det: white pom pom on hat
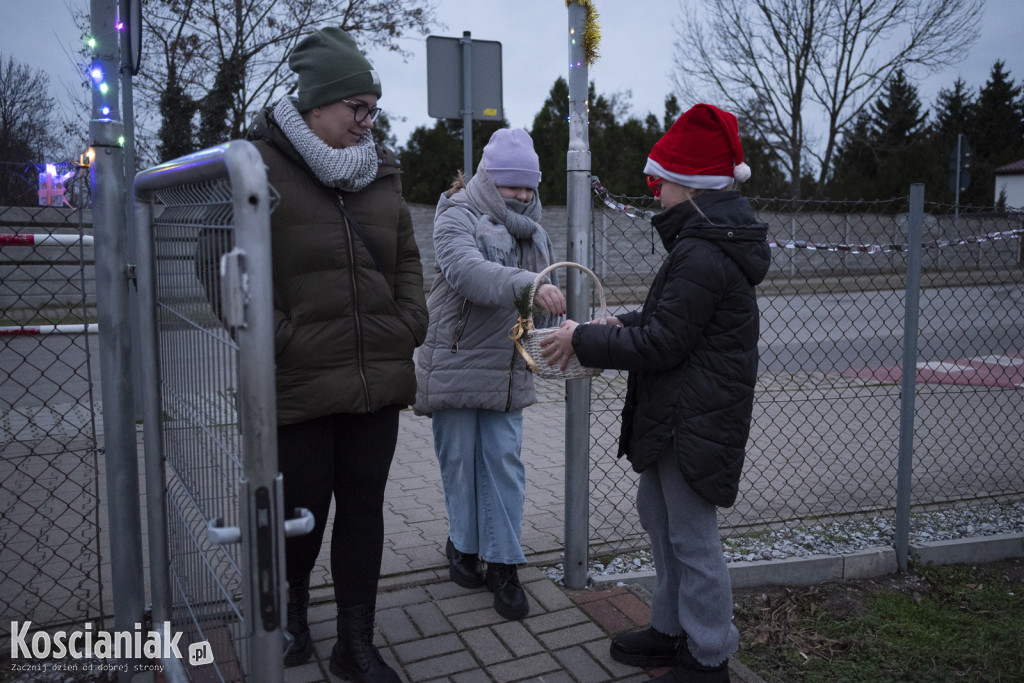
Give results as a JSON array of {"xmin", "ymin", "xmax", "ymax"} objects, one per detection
[{"xmin": 645, "ymin": 103, "xmax": 752, "ymax": 189}]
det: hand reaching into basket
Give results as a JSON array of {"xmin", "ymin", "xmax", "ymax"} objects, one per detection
[{"xmin": 533, "ymin": 283, "xmax": 567, "ymax": 317}]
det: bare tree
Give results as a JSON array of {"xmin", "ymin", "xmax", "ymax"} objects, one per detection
[
  {"xmin": 671, "ymin": 0, "xmax": 983, "ymax": 198},
  {"xmin": 121, "ymin": 0, "xmax": 440, "ymax": 162},
  {"xmin": 0, "ymin": 54, "xmax": 57, "ymax": 164}
]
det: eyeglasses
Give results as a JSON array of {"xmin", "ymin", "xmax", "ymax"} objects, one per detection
[
  {"xmin": 646, "ymin": 175, "xmax": 664, "ymax": 198},
  {"xmin": 341, "ymin": 99, "xmax": 382, "ymax": 124}
]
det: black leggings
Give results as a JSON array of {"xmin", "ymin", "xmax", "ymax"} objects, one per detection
[{"xmin": 277, "ymin": 407, "xmax": 399, "ymax": 608}]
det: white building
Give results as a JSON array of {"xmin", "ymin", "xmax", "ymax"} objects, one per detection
[{"xmin": 993, "ymin": 159, "xmax": 1024, "ymax": 210}]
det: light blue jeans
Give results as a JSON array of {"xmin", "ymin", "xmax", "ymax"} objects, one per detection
[
  {"xmin": 432, "ymin": 408, "xmax": 527, "ymax": 565},
  {"xmin": 638, "ymin": 451, "xmax": 739, "ymax": 667}
]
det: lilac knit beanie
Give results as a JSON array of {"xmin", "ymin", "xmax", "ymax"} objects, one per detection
[{"xmin": 479, "ymin": 128, "xmax": 542, "ymax": 189}]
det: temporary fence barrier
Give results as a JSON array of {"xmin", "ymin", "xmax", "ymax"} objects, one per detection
[{"xmin": 134, "ymin": 140, "xmax": 299, "ymax": 682}]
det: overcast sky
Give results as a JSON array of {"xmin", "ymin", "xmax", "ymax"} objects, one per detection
[{"xmin": 3, "ymin": 0, "xmax": 1023, "ymax": 154}]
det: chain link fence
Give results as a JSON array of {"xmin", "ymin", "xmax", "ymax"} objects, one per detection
[
  {"xmin": 586, "ymin": 182, "xmax": 1024, "ymax": 557},
  {"xmin": 0, "ymin": 168, "xmax": 104, "ymax": 653}
]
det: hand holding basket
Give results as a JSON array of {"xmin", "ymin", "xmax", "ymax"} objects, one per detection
[{"xmin": 509, "ymin": 261, "xmax": 607, "ymax": 381}]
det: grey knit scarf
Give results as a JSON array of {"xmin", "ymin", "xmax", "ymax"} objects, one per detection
[{"xmin": 273, "ymin": 96, "xmax": 379, "ymax": 191}]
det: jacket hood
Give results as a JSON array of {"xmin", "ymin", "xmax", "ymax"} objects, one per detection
[{"xmin": 652, "ymin": 190, "xmax": 770, "ymax": 286}]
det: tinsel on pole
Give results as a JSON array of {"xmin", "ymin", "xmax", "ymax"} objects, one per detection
[{"xmin": 565, "ymin": 0, "xmax": 601, "ymax": 65}]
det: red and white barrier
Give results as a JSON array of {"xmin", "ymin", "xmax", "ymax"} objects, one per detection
[
  {"xmin": 0, "ymin": 233, "xmax": 94, "ymax": 247},
  {"xmin": 0, "ymin": 324, "xmax": 99, "ymax": 336}
]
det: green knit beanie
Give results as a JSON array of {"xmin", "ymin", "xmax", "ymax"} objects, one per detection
[{"xmin": 288, "ymin": 27, "xmax": 382, "ymax": 112}]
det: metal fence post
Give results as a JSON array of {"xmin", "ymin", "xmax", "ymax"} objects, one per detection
[
  {"xmin": 895, "ymin": 184, "xmax": 925, "ymax": 571},
  {"xmin": 89, "ymin": 1, "xmax": 145, "ymax": 678},
  {"xmin": 563, "ymin": 1, "xmax": 593, "ymax": 590}
]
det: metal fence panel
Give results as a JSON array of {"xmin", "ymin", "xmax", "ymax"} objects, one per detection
[
  {"xmin": 135, "ymin": 141, "xmax": 284, "ymax": 682},
  {"xmin": 587, "ymin": 183, "xmax": 1024, "ymax": 556},
  {"xmin": 0, "ymin": 176, "xmax": 103, "ymax": 653}
]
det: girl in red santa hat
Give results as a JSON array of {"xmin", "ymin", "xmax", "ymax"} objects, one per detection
[{"xmin": 542, "ymin": 103, "xmax": 770, "ymax": 682}]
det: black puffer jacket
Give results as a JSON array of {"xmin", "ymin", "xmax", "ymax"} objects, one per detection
[
  {"xmin": 245, "ymin": 106, "xmax": 428, "ymax": 426},
  {"xmin": 572, "ymin": 191, "xmax": 769, "ymax": 507}
]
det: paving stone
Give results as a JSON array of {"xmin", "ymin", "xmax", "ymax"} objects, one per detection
[
  {"xmin": 447, "ymin": 607, "xmax": 507, "ymax": 631},
  {"xmin": 577, "ymin": 596, "xmax": 636, "ymax": 634},
  {"xmin": 393, "ymin": 633, "xmax": 464, "ymax": 664},
  {"xmin": 376, "ymin": 586, "xmax": 431, "ymax": 610},
  {"xmin": 582, "ymin": 638, "xmax": 642, "ymax": 678},
  {"xmin": 523, "ymin": 578, "xmax": 574, "ymax": 612},
  {"xmin": 406, "ymin": 600, "xmax": 454, "ymax": 638},
  {"xmin": 535, "ymin": 621, "xmax": 607, "ymax": 650},
  {"xmin": 451, "ymin": 670, "xmax": 494, "ymax": 683},
  {"xmin": 491, "ymin": 620, "xmax": 544, "ymax": 657},
  {"xmin": 376, "ymin": 606, "xmax": 420, "ymax": 645},
  {"xmin": 404, "ymin": 651, "xmax": 478, "ymax": 681},
  {"xmin": 553, "ymin": 644, "xmax": 614, "ymax": 682},
  {"xmin": 435, "ymin": 591, "xmax": 496, "ymax": 617},
  {"xmin": 608, "ymin": 591, "xmax": 650, "ymax": 626},
  {"xmin": 486, "ymin": 653, "xmax": 560, "ymax": 682},
  {"xmin": 524, "ymin": 607, "xmax": 590, "ymax": 635},
  {"xmin": 461, "ymin": 626, "xmax": 514, "ymax": 665}
]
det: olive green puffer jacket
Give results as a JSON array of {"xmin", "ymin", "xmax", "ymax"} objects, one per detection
[{"xmin": 247, "ymin": 107, "xmax": 428, "ymax": 426}]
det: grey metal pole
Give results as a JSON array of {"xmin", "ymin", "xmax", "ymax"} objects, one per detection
[
  {"xmin": 461, "ymin": 31, "xmax": 473, "ymax": 178},
  {"xmin": 563, "ymin": 1, "xmax": 593, "ymax": 590},
  {"xmin": 89, "ymin": 0, "xmax": 145, "ymax": 677},
  {"xmin": 895, "ymin": 183, "xmax": 924, "ymax": 572},
  {"xmin": 119, "ymin": 0, "xmax": 144, "ymax": 422}
]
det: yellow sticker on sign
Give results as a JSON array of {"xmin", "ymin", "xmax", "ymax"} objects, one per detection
[{"xmin": 483, "ymin": 108, "xmax": 498, "ymax": 117}]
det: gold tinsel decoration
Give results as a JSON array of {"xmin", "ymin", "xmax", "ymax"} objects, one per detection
[{"xmin": 566, "ymin": 0, "xmax": 601, "ymax": 65}]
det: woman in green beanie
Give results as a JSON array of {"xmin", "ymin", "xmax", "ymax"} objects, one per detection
[{"xmin": 245, "ymin": 26, "xmax": 426, "ymax": 683}]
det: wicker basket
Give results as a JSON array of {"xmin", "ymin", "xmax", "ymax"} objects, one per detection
[{"xmin": 511, "ymin": 261, "xmax": 608, "ymax": 381}]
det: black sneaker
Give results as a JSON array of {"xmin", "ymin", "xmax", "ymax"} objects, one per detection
[
  {"xmin": 446, "ymin": 538, "xmax": 485, "ymax": 588},
  {"xmin": 485, "ymin": 562, "xmax": 529, "ymax": 619},
  {"xmin": 648, "ymin": 643, "xmax": 730, "ymax": 683},
  {"xmin": 609, "ymin": 626, "xmax": 682, "ymax": 667}
]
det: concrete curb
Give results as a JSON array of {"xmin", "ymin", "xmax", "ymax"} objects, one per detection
[{"xmin": 590, "ymin": 533, "xmax": 1024, "ymax": 591}]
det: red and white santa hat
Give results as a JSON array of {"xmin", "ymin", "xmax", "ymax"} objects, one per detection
[{"xmin": 644, "ymin": 103, "xmax": 751, "ymax": 190}]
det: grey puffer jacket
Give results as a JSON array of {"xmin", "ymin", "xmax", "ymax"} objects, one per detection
[{"xmin": 413, "ymin": 171, "xmax": 557, "ymax": 416}]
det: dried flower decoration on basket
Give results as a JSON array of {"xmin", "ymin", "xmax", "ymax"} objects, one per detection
[{"xmin": 509, "ymin": 261, "xmax": 607, "ymax": 381}]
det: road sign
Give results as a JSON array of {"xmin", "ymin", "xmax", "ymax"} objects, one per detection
[{"xmin": 426, "ymin": 35, "xmax": 503, "ymax": 121}]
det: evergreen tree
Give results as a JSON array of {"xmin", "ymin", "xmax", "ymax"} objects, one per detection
[
  {"xmin": 963, "ymin": 61, "xmax": 1024, "ymax": 206},
  {"xmin": 829, "ymin": 70, "xmax": 930, "ymax": 200},
  {"xmin": 928, "ymin": 79, "xmax": 975, "ymax": 203},
  {"xmin": 398, "ymin": 117, "xmax": 505, "ymax": 204},
  {"xmin": 530, "ymin": 77, "xmax": 570, "ymax": 204}
]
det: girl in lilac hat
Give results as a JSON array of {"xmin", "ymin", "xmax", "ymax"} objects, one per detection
[{"xmin": 414, "ymin": 128, "xmax": 566, "ymax": 621}]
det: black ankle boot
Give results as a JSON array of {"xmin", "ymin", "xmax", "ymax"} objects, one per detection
[
  {"xmin": 609, "ymin": 626, "xmax": 682, "ymax": 668},
  {"xmin": 329, "ymin": 604, "xmax": 399, "ymax": 683},
  {"xmin": 446, "ymin": 538, "xmax": 485, "ymax": 588},
  {"xmin": 284, "ymin": 576, "xmax": 313, "ymax": 667},
  {"xmin": 484, "ymin": 563, "xmax": 529, "ymax": 620}
]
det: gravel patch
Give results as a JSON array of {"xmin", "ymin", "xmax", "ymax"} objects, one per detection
[{"xmin": 542, "ymin": 501, "xmax": 1024, "ymax": 584}]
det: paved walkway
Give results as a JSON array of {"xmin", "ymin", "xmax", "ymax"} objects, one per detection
[
  {"xmin": 284, "ymin": 572, "xmax": 760, "ymax": 683},
  {"xmin": 280, "ymin": 376, "xmax": 762, "ymax": 682}
]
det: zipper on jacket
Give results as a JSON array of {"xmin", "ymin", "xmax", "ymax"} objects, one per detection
[
  {"xmin": 340, "ymin": 194, "xmax": 371, "ymax": 412},
  {"xmin": 450, "ymin": 299, "xmax": 472, "ymax": 353}
]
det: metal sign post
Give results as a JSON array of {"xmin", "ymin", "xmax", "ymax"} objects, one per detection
[{"xmin": 426, "ymin": 33, "xmax": 503, "ymax": 179}]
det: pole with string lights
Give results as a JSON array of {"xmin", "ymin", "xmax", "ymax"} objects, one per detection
[
  {"xmin": 563, "ymin": 0, "xmax": 600, "ymax": 591},
  {"xmin": 88, "ymin": 1, "xmax": 146, "ymax": 677}
]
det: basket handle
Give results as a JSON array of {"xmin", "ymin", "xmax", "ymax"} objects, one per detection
[{"xmin": 528, "ymin": 261, "xmax": 608, "ymax": 327}]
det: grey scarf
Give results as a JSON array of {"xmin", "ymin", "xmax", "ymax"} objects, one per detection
[{"xmin": 273, "ymin": 96, "xmax": 379, "ymax": 191}]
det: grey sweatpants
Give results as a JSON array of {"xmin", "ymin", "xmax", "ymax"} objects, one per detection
[{"xmin": 638, "ymin": 452, "xmax": 740, "ymax": 667}]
